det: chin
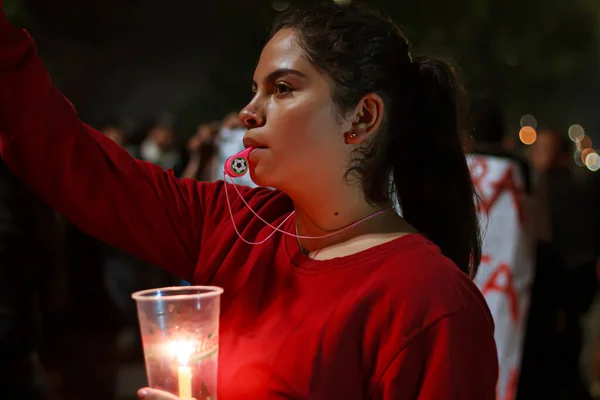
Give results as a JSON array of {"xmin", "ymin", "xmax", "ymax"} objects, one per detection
[{"xmin": 249, "ymin": 167, "xmax": 280, "ymax": 190}]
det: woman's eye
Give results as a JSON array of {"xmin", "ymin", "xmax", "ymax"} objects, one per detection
[{"xmin": 274, "ymin": 83, "xmax": 292, "ymax": 95}]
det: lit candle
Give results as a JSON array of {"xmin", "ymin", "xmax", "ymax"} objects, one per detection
[
  {"xmin": 178, "ymin": 366, "xmax": 192, "ymax": 399},
  {"xmin": 169, "ymin": 340, "xmax": 195, "ymax": 399}
]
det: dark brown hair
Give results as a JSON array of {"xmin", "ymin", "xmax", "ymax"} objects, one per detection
[{"xmin": 272, "ymin": 1, "xmax": 481, "ymax": 276}]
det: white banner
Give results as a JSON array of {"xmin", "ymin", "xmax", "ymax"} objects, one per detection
[{"xmin": 468, "ymin": 154, "xmax": 535, "ymax": 400}]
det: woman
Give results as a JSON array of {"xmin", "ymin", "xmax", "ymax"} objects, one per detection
[{"xmin": 0, "ymin": 1, "xmax": 498, "ymax": 399}]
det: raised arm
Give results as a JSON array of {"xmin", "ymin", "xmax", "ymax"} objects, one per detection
[{"xmin": 0, "ymin": 10, "xmax": 210, "ymax": 281}]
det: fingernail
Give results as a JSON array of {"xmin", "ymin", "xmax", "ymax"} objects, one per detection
[{"xmin": 138, "ymin": 388, "xmax": 149, "ymax": 399}]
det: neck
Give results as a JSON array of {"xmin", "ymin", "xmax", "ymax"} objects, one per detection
[{"xmin": 290, "ymin": 184, "xmax": 404, "ymax": 253}]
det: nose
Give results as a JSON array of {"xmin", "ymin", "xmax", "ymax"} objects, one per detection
[{"xmin": 239, "ymin": 101, "xmax": 265, "ymax": 129}]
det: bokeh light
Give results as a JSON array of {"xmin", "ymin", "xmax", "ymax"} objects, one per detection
[
  {"xmin": 568, "ymin": 124, "xmax": 585, "ymax": 143},
  {"xmin": 585, "ymin": 152, "xmax": 600, "ymax": 172},
  {"xmin": 519, "ymin": 126, "xmax": 537, "ymax": 145},
  {"xmin": 581, "ymin": 148, "xmax": 595, "ymax": 163},
  {"xmin": 580, "ymin": 135, "xmax": 592, "ymax": 150},
  {"xmin": 520, "ymin": 114, "xmax": 537, "ymax": 129}
]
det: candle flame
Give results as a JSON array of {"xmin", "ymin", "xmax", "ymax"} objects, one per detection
[{"xmin": 169, "ymin": 340, "xmax": 195, "ymax": 366}]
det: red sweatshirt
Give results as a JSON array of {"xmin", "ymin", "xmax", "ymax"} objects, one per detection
[{"xmin": 0, "ymin": 14, "xmax": 498, "ymax": 399}]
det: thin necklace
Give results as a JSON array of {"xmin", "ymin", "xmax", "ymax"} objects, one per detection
[
  {"xmin": 294, "ymin": 222, "xmax": 310, "ymax": 255},
  {"xmin": 295, "ymin": 224, "xmax": 310, "ymax": 255},
  {"xmin": 295, "ymin": 208, "xmax": 392, "ymax": 256},
  {"xmin": 223, "ymin": 175, "xmax": 392, "ymax": 243}
]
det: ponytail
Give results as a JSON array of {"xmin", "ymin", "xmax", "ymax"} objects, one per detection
[{"xmin": 390, "ymin": 56, "xmax": 482, "ymax": 277}]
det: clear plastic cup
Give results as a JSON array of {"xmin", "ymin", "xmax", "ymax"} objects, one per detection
[{"xmin": 132, "ymin": 286, "xmax": 224, "ymax": 400}]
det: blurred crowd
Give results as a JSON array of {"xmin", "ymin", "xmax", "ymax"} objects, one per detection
[{"xmin": 0, "ymin": 96, "xmax": 599, "ymax": 400}]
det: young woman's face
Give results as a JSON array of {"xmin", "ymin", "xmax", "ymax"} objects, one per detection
[{"xmin": 240, "ymin": 28, "xmax": 353, "ymax": 194}]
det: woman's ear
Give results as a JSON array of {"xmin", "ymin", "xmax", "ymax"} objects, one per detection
[{"xmin": 344, "ymin": 93, "xmax": 385, "ymax": 144}]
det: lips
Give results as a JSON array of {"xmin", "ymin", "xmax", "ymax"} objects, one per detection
[
  {"xmin": 243, "ymin": 136, "xmax": 267, "ymax": 150},
  {"xmin": 249, "ymin": 148, "xmax": 265, "ymax": 158}
]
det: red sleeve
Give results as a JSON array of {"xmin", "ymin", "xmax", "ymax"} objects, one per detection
[
  {"xmin": 377, "ymin": 311, "xmax": 498, "ymax": 400},
  {"xmin": 0, "ymin": 12, "xmax": 212, "ymax": 281}
]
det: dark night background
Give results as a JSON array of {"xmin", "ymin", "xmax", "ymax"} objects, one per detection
[{"xmin": 5, "ymin": 0, "xmax": 600, "ymax": 143}]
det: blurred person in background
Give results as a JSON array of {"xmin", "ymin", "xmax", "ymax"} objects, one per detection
[
  {"xmin": 181, "ymin": 121, "xmax": 220, "ymax": 181},
  {"xmin": 99, "ymin": 120, "xmax": 138, "ymax": 157},
  {"xmin": 100, "ymin": 121, "xmax": 126, "ymax": 148},
  {"xmin": 178, "ymin": 122, "xmax": 221, "ymax": 287},
  {"xmin": 139, "ymin": 117, "xmax": 183, "ymax": 175},
  {"xmin": 528, "ymin": 128, "xmax": 599, "ymax": 399}
]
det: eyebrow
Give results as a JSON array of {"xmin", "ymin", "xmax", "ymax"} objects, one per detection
[{"xmin": 252, "ymin": 68, "xmax": 308, "ymax": 88}]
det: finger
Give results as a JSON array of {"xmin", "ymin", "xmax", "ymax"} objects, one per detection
[{"xmin": 137, "ymin": 387, "xmax": 182, "ymax": 400}]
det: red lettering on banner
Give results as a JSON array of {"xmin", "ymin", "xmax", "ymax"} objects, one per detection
[
  {"xmin": 485, "ymin": 167, "xmax": 525, "ymax": 225},
  {"xmin": 469, "ymin": 157, "xmax": 525, "ymax": 226},
  {"xmin": 504, "ymin": 369, "xmax": 519, "ymax": 400},
  {"xmin": 496, "ymin": 368, "xmax": 520, "ymax": 400},
  {"xmin": 481, "ymin": 260, "xmax": 519, "ymax": 324}
]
